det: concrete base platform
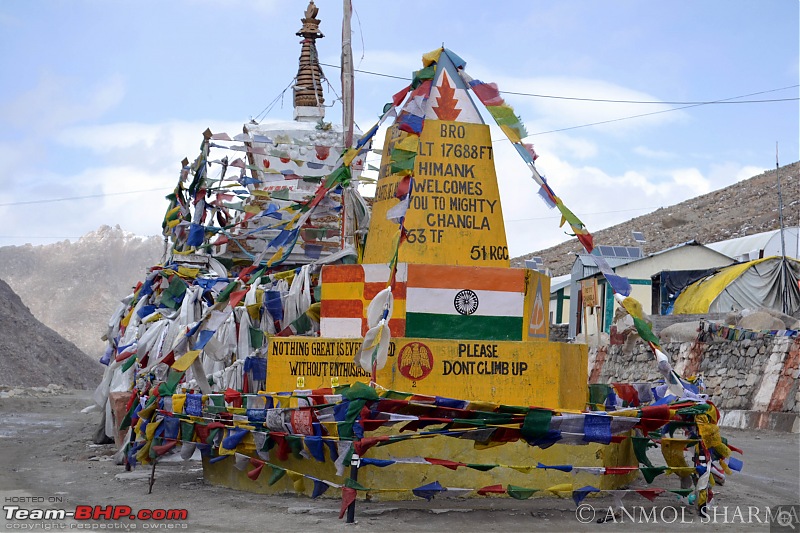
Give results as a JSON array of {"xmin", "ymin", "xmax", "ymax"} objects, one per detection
[
  {"xmin": 203, "ymin": 435, "xmax": 637, "ymax": 500},
  {"xmin": 719, "ymin": 409, "xmax": 799, "ymax": 433}
]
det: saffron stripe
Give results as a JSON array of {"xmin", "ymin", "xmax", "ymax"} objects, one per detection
[
  {"xmin": 321, "ymin": 264, "xmax": 364, "ymax": 283},
  {"xmin": 321, "ymin": 298, "xmax": 407, "ymax": 319},
  {"xmin": 364, "ymin": 282, "xmax": 407, "ymax": 300},
  {"xmin": 321, "ymin": 300, "xmax": 363, "ymax": 318},
  {"xmin": 405, "ymin": 312, "xmax": 523, "ymax": 341},
  {"xmin": 407, "ymin": 264, "xmax": 524, "ymax": 292}
]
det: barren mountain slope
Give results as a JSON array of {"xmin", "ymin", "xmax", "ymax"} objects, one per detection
[{"xmin": 512, "ymin": 161, "xmax": 800, "ymax": 276}]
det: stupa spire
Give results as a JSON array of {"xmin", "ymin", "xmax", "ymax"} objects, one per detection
[{"xmin": 293, "ymin": 1, "xmax": 326, "ymax": 121}]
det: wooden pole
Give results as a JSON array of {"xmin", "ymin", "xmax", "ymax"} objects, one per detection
[
  {"xmin": 595, "ymin": 305, "xmax": 602, "ymax": 347},
  {"xmin": 582, "ymin": 306, "xmax": 589, "ymax": 344},
  {"xmin": 341, "ymin": 0, "xmax": 354, "ymax": 148},
  {"xmin": 345, "ymin": 453, "xmax": 360, "ymax": 523}
]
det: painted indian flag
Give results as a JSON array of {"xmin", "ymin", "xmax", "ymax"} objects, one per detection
[
  {"xmin": 404, "ymin": 264, "xmax": 525, "ymax": 341},
  {"xmin": 320, "ymin": 264, "xmax": 407, "ymax": 338}
]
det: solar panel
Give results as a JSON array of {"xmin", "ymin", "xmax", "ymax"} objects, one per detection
[
  {"xmin": 632, "ymin": 231, "xmax": 646, "ymax": 244},
  {"xmin": 593, "ymin": 245, "xmax": 642, "ymax": 259}
]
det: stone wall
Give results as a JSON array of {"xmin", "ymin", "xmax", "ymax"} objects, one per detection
[
  {"xmin": 587, "ymin": 335, "xmax": 800, "ymax": 431},
  {"xmin": 549, "ymin": 323, "xmax": 569, "ymax": 342}
]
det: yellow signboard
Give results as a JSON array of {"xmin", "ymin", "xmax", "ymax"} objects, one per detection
[
  {"xmin": 581, "ymin": 279, "xmax": 598, "ymax": 308},
  {"xmin": 266, "ymin": 336, "xmax": 586, "ymax": 409},
  {"xmin": 363, "ymin": 121, "xmax": 509, "ymax": 267}
]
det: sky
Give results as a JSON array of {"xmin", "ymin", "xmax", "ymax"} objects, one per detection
[{"xmin": 0, "ymin": 0, "xmax": 798, "ymax": 260}]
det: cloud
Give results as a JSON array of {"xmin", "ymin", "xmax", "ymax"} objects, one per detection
[
  {"xmin": 0, "ymin": 73, "xmax": 126, "ymax": 134},
  {"xmin": 492, "ymin": 136, "xmax": 762, "ymax": 257},
  {"xmin": 633, "ymin": 146, "xmax": 676, "ymax": 159}
]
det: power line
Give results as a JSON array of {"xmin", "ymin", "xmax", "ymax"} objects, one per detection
[
  {"xmin": 0, "ymin": 187, "xmax": 171, "ymax": 208},
  {"xmin": 505, "ymin": 205, "xmax": 660, "ymax": 222},
  {"xmin": 319, "ymin": 61, "xmax": 799, "ymax": 105},
  {"xmin": 499, "ymin": 85, "xmax": 798, "ymax": 105}
]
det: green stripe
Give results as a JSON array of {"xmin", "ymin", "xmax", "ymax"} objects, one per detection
[{"xmin": 405, "ymin": 312, "xmax": 523, "ymax": 341}]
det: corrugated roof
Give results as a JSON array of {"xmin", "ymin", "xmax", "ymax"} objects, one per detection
[{"xmin": 706, "ymin": 227, "xmax": 799, "ymax": 260}]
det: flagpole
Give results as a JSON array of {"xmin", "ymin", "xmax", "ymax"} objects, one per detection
[
  {"xmin": 341, "ymin": 0, "xmax": 354, "ymax": 148},
  {"xmin": 776, "ymin": 142, "xmax": 789, "ymax": 313}
]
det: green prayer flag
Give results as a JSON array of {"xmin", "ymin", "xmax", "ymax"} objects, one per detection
[
  {"xmin": 507, "ymin": 485, "xmax": 538, "ymax": 500},
  {"xmin": 669, "ymin": 488, "xmax": 694, "ymax": 497},
  {"xmin": 158, "ymin": 371, "xmax": 185, "ymax": 396},
  {"xmin": 588, "ymin": 383, "xmax": 611, "ymax": 409},
  {"xmin": 633, "ymin": 316, "xmax": 661, "ymax": 346},
  {"xmin": 344, "ymin": 478, "xmax": 370, "ymax": 491},
  {"xmin": 180, "ymin": 421, "xmax": 195, "ymax": 442},
  {"xmin": 261, "ymin": 436, "xmax": 275, "ymax": 452},
  {"xmin": 466, "ymin": 463, "xmax": 496, "ymax": 472},
  {"xmin": 521, "ymin": 408, "xmax": 553, "ymax": 440},
  {"xmin": 161, "ymin": 277, "xmax": 188, "ymax": 309},
  {"xmin": 380, "ymin": 390, "xmax": 413, "ymax": 400},
  {"xmin": 632, "ymin": 436, "xmax": 656, "ymax": 468},
  {"xmin": 341, "ymin": 381, "xmax": 380, "ymax": 401},
  {"xmin": 640, "ymin": 466, "xmax": 667, "ymax": 484},
  {"xmin": 286, "ymin": 435, "xmax": 304, "ymax": 459},
  {"xmin": 390, "ymin": 157, "xmax": 415, "ymax": 174},
  {"xmin": 217, "ymin": 281, "xmax": 239, "ymax": 303},
  {"xmin": 207, "ymin": 428, "xmax": 222, "ymax": 445},
  {"xmin": 324, "ymin": 166, "xmax": 351, "ymax": 189},
  {"xmin": 120, "ymin": 355, "xmax": 138, "ymax": 373},
  {"xmin": 268, "ymin": 466, "xmax": 286, "ymax": 486},
  {"xmin": 249, "ymin": 327, "xmax": 264, "ymax": 349}
]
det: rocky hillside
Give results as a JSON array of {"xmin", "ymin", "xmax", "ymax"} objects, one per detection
[
  {"xmin": 512, "ymin": 161, "xmax": 800, "ymax": 276},
  {"xmin": 0, "ymin": 225, "xmax": 163, "ymax": 358},
  {"xmin": 0, "ymin": 278, "xmax": 102, "ymax": 388}
]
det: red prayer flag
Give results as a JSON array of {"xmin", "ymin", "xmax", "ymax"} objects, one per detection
[
  {"xmin": 392, "ymin": 86, "xmax": 411, "ymax": 107},
  {"xmin": 339, "ymin": 488, "xmax": 357, "ymax": 519},
  {"xmin": 477, "ymin": 484, "xmax": 506, "ymax": 495},
  {"xmin": 246, "ymin": 463, "xmax": 264, "ymax": 481},
  {"xmin": 424, "ymin": 457, "xmax": 465, "ymax": 471},
  {"xmin": 635, "ymin": 488, "xmax": 664, "ymax": 502},
  {"xmin": 228, "ymin": 290, "xmax": 248, "ymax": 308}
]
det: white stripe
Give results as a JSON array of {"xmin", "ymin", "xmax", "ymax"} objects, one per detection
[
  {"xmin": 363, "ymin": 263, "xmax": 407, "ymax": 283},
  {"xmin": 320, "ymin": 317, "xmax": 362, "ymax": 338},
  {"xmin": 751, "ymin": 338, "xmax": 789, "ymax": 410},
  {"xmin": 405, "ymin": 287, "xmax": 523, "ymax": 317}
]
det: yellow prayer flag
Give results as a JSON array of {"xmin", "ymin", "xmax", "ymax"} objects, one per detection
[
  {"xmin": 394, "ymin": 134, "xmax": 419, "ymax": 153},
  {"xmin": 545, "ymin": 483, "xmax": 573, "ymax": 496},
  {"xmin": 172, "ymin": 350, "xmax": 201, "ymax": 372},
  {"xmin": 422, "ymin": 48, "xmax": 443, "ymax": 67},
  {"xmin": 343, "ymin": 148, "xmax": 359, "ymax": 167},
  {"xmin": 288, "ymin": 471, "xmax": 306, "ymax": 493},
  {"xmin": 660, "ymin": 438, "xmax": 690, "ymax": 477},
  {"xmin": 172, "ymin": 394, "xmax": 186, "ymax": 414},
  {"xmin": 120, "ymin": 308, "xmax": 133, "ymax": 328},
  {"xmin": 500, "ymin": 124, "xmax": 522, "ymax": 143},
  {"xmin": 622, "ymin": 297, "xmax": 644, "ymax": 320},
  {"xmin": 177, "ymin": 266, "xmax": 200, "ymax": 278},
  {"xmin": 145, "ymin": 418, "xmax": 162, "ymax": 441}
]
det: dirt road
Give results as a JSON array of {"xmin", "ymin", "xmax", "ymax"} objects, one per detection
[{"xmin": 1, "ymin": 390, "xmax": 798, "ymax": 532}]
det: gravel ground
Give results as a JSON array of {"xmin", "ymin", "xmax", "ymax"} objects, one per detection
[{"xmin": 1, "ymin": 390, "xmax": 798, "ymax": 532}]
